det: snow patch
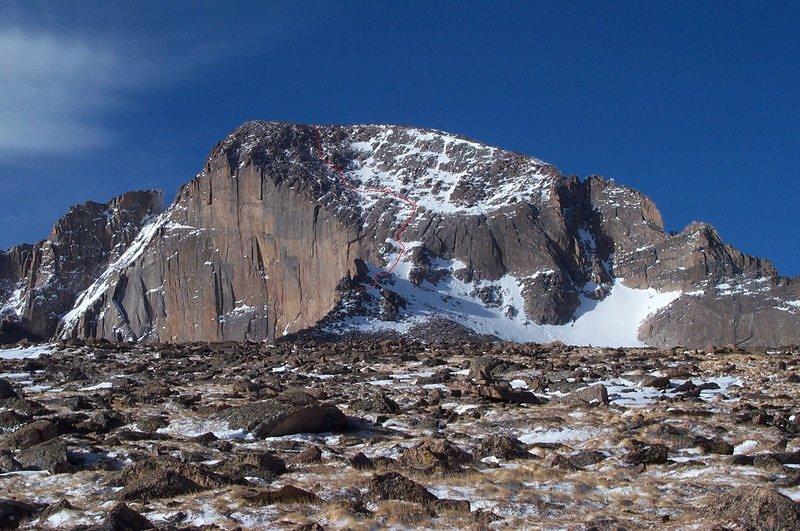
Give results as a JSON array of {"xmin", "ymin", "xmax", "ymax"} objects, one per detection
[
  {"xmin": 733, "ymin": 440, "xmax": 759, "ymax": 455},
  {"xmin": 79, "ymin": 381, "xmax": 113, "ymax": 391},
  {"xmin": 0, "ymin": 344, "xmax": 52, "ymax": 360},
  {"xmin": 518, "ymin": 427, "xmax": 596, "ymax": 445},
  {"xmin": 157, "ymin": 417, "xmax": 253, "ymax": 441}
]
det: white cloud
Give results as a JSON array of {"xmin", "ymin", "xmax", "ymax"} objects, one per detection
[{"xmin": 0, "ymin": 28, "xmax": 143, "ymax": 155}]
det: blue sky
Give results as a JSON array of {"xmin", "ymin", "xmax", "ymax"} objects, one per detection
[{"xmin": 1, "ymin": 1, "xmax": 798, "ymax": 275}]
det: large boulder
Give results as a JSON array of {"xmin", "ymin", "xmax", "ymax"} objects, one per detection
[
  {"xmin": 16, "ymin": 438, "xmax": 78, "ymax": 473},
  {"xmin": 222, "ymin": 400, "xmax": 348, "ymax": 438}
]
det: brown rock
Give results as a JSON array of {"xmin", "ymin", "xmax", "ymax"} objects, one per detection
[
  {"xmin": 349, "ymin": 452, "xmax": 375, "ymax": 470},
  {"xmin": 625, "ymin": 443, "xmax": 669, "ymax": 465},
  {"xmin": 253, "ymin": 485, "xmax": 320, "ymax": 505},
  {"xmin": 565, "ymin": 384, "xmax": 609, "ymax": 405},
  {"xmin": 1, "ymin": 420, "xmax": 59, "ymax": 450},
  {"xmin": 0, "ymin": 499, "xmax": 43, "ymax": 529},
  {"xmin": 96, "ymin": 503, "xmax": 154, "ymax": 531},
  {"xmin": 290, "ymin": 446, "xmax": 323, "ymax": 464},
  {"xmin": 399, "ymin": 438, "xmax": 473, "ymax": 473},
  {"xmin": 368, "ymin": 472, "xmax": 437, "ymax": 504},
  {"xmin": 476, "ymin": 435, "xmax": 530, "ymax": 460},
  {"xmin": 112, "ymin": 456, "xmax": 226, "ymax": 500},
  {"xmin": 216, "ymin": 451, "xmax": 286, "ymax": 481},
  {"xmin": 223, "ymin": 400, "xmax": 348, "ymax": 438},
  {"xmin": 705, "ymin": 486, "xmax": 800, "ymax": 530}
]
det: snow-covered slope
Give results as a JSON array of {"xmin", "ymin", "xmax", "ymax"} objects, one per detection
[
  {"xmin": 326, "ymin": 252, "xmax": 682, "ymax": 347},
  {"xmin": 346, "ymin": 125, "xmax": 557, "ymax": 216}
]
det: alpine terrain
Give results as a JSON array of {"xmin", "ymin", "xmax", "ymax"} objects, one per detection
[{"xmin": 1, "ymin": 122, "xmax": 798, "ymax": 348}]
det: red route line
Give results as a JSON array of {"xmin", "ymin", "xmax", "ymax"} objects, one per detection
[{"xmin": 312, "ymin": 126, "xmax": 419, "ymax": 280}]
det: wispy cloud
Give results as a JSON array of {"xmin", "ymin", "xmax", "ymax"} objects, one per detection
[
  {"xmin": 0, "ymin": 28, "xmax": 137, "ymax": 155},
  {"xmin": 0, "ymin": 24, "xmax": 223, "ymax": 157}
]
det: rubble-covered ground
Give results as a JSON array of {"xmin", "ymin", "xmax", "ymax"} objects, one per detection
[{"xmin": 1, "ymin": 339, "xmax": 799, "ymax": 530}]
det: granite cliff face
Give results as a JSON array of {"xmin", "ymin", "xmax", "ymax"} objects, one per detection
[{"xmin": 2, "ymin": 122, "xmax": 798, "ymax": 347}]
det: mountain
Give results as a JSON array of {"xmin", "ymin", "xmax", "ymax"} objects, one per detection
[
  {"xmin": 0, "ymin": 191, "xmax": 163, "ymax": 342},
  {"xmin": 2, "ymin": 122, "xmax": 798, "ymax": 347}
]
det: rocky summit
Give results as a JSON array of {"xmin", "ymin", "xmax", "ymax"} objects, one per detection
[
  {"xmin": 0, "ymin": 339, "xmax": 798, "ymax": 529},
  {"xmin": 1, "ymin": 121, "xmax": 798, "ymax": 347}
]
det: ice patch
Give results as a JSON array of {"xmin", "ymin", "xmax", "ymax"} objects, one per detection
[{"xmin": 733, "ymin": 440, "xmax": 759, "ymax": 455}]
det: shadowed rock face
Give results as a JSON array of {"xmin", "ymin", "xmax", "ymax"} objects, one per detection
[
  {"xmin": 0, "ymin": 191, "xmax": 163, "ymax": 341},
  {"xmin": 2, "ymin": 121, "xmax": 798, "ymax": 346}
]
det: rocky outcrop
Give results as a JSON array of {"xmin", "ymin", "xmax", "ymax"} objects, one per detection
[
  {"xmin": 56, "ymin": 125, "xmax": 374, "ymax": 342},
  {"xmin": 0, "ymin": 191, "xmax": 163, "ymax": 341},
  {"xmin": 2, "ymin": 121, "xmax": 798, "ymax": 346}
]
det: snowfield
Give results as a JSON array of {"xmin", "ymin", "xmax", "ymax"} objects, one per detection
[{"xmin": 339, "ymin": 254, "xmax": 681, "ymax": 347}]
